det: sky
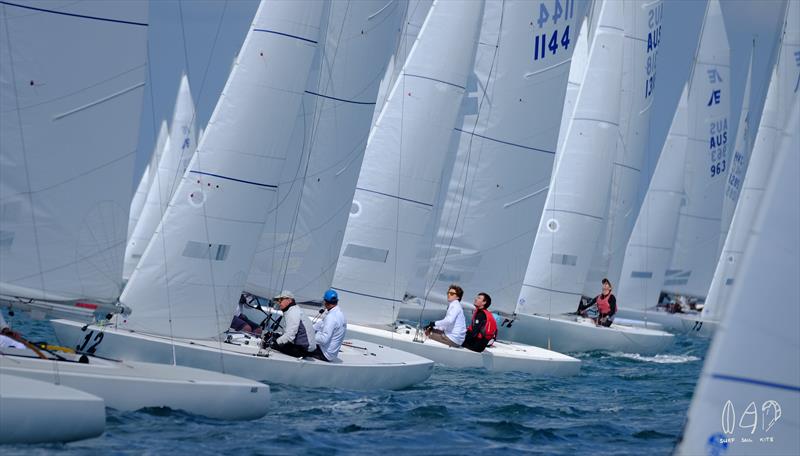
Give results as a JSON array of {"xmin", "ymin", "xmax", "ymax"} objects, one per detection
[{"xmin": 133, "ymin": 0, "xmax": 791, "ymax": 189}]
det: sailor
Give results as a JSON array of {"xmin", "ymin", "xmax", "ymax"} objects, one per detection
[
  {"xmin": 462, "ymin": 292, "xmax": 497, "ymax": 353},
  {"xmin": 424, "ymin": 284, "xmax": 466, "ymax": 347},
  {"xmin": 230, "ymin": 293, "xmax": 262, "ymax": 334},
  {"xmin": 585, "ymin": 278, "xmax": 617, "ymax": 327},
  {"xmin": 269, "ymin": 291, "xmax": 317, "ymax": 358},
  {"xmin": 307, "ymin": 289, "xmax": 346, "ymax": 362}
]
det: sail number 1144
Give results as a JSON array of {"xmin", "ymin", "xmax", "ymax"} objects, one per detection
[{"xmin": 533, "ymin": 0, "xmax": 575, "ymax": 61}]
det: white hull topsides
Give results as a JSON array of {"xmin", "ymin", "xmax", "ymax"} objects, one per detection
[
  {"xmin": 347, "ymin": 323, "xmax": 581, "ymax": 377},
  {"xmin": 615, "ymin": 307, "xmax": 717, "ymax": 336},
  {"xmin": 51, "ymin": 319, "xmax": 434, "ymax": 391},
  {"xmin": 1, "ymin": 346, "xmax": 270, "ymax": 421},
  {"xmin": 502, "ymin": 313, "xmax": 674, "ymax": 355},
  {"xmin": 0, "ymin": 373, "xmax": 105, "ymax": 444}
]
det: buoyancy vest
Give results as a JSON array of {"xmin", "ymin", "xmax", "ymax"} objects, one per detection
[
  {"xmin": 596, "ymin": 293, "xmax": 612, "ymax": 314},
  {"xmin": 470, "ymin": 309, "xmax": 498, "ymax": 341}
]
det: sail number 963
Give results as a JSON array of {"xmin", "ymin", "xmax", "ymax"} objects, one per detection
[{"xmin": 533, "ymin": 0, "xmax": 575, "ymax": 61}]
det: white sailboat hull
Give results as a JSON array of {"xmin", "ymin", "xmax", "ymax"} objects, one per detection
[
  {"xmin": 502, "ymin": 313, "xmax": 674, "ymax": 355},
  {"xmin": 1, "ymin": 346, "xmax": 270, "ymax": 421},
  {"xmin": 347, "ymin": 323, "xmax": 581, "ymax": 376},
  {"xmin": 52, "ymin": 319, "xmax": 433, "ymax": 391},
  {"xmin": 0, "ymin": 373, "xmax": 105, "ymax": 444},
  {"xmin": 615, "ymin": 308, "xmax": 717, "ymax": 336}
]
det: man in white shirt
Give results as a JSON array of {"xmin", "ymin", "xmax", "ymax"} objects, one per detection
[
  {"xmin": 269, "ymin": 290, "xmax": 317, "ymax": 358},
  {"xmin": 425, "ymin": 284, "xmax": 466, "ymax": 347},
  {"xmin": 308, "ymin": 289, "xmax": 346, "ymax": 362}
]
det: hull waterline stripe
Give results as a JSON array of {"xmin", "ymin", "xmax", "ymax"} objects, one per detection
[
  {"xmin": 0, "ymin": 1, "xmax": 147, "ymax": 26},
  {"xmin": 711, "ymin": 373, "xmax": 800, "ymax": 393},
  {"xmin": 189, "ymin": 171, "xmax": 277, "ymax": 189},
  {"xmin": 355, "ymin": 187, "xmax": 432, "ymax": 207},
  {"xmin": 253, "ymin": 28, "xmax": 317, "ymax": 44},
  {"xmin": 454, "ymin": 128, "xmax": 556, "ymax": 155},
  {"xmin": 305, "ymin": 90, "xmax": 375, "ymax": 105}
]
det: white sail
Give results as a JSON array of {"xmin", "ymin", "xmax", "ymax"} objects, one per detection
[
  {"xmin": 583, "ymin": 0, "xmax": 662, "ymax": 294},
  {"xmin": 703, "ymin": 4, "xmax": 799, "ymax": 323},
  {"xmin": 516, "ymin": 0, "xmax": 625, "ymax": 316},
  {"xmin": 417, "ymin": 0, "xmax": 589, "ymax": 315},
  {"xmin": 123, "ymin": 73, "xmax": 197, "ymax": 280},
  {"xmin": 0, "ymin": 0, "xmax": 147, "ymax": 304},
  {"xmin": 244, "ymin": 1, "xmax": 404, "ymax": 303},
  {"xmin": 719, "ymin": 49, "xmax": 754, "ymax": 244},
  {"xmin": 120, "ymin": 0, "xmax": 324, "ymax": 339},
  {"xmin": 664, "ymin": 0, "xmax": 730, "ymax": 298},
  {"xmin": 128, "ymin": 120, "xmax": 169, "ymax": 240},
  {"xmin": 617, "ymin": 86, "xmax": 688, "ymax": 311},
  {"xmin": 332, "ymin": 0, "xmax": 484, "ymax": 326},
  {"xmin": 557, "ymin": 16, "xmax": 590, "ymax": 157},
  {"xmin": 676, "ymin": 99, "xmax": 800, "ymax": 456}
]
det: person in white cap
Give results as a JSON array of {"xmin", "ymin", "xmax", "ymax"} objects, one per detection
[{"xmin": 269, "ymin": 291, "xmax": 317, "ymax": 358}]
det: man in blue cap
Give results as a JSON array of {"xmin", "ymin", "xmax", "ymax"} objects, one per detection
[{"xmin": 308, "ymin": 289, "xmax": 346, "ymax": 362}]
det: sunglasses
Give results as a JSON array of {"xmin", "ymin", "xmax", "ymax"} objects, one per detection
[{"xmin": 447, "ymin": 291, "xmax": 457, "ymax": 296}]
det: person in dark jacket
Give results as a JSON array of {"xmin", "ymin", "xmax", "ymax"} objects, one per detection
[
  {"xmin": 462, "ymin": 292, "xmax": 497, "ymax": 352},
  {"xmin": 268, "ymin": 291, "xmax": 317, "ymax": 358},
  {"xmin": 580, "ymin": 278, "xmax": 617, "ymax": 327}
]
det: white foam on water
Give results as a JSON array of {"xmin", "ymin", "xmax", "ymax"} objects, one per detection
[{"xmin": 611, "ymin": 352, "xmax": 701, "ymax": 364}]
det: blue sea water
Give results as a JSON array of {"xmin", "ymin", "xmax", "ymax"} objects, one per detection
[{"xmin": 2, "ymin": 313, "xmax": 708, "ymax": 455}]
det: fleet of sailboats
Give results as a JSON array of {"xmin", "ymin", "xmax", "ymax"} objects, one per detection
[{"xmin": 1, "ymin": 0, "xmax": 797, "ymax": 446}]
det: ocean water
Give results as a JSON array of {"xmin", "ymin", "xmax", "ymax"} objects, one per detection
[{"xmin": 3, "ymin": 314, "xmax": 708, "ymax": 455}]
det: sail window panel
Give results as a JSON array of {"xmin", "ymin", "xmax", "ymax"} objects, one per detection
[
  {"xmin": 630, "ymin": 271, "xmax": 653, "ymax": 279},
  {"xmin": 343, "ymin": 243, "xmax": 389, "ymax": 263},
  {"xmin": 550, "ymin": 253, "xmax": 578, "ymax": 266},
  {"xmin": 182, "ymin": 241, "xmax": 230, "ymax": 261},
  {"xmin": 664, "ymin": 278, "xmax": 688, "ymax": 286}
]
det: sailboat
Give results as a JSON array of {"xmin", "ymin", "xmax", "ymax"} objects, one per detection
[
  {"xmin": 128, "ymin": 120, "xmax": 169, "ymax": 243},
  {"xmin": 0, "ymin": 373, "xmax": 105, "ymax": 444},
  {"xmin": 501, "ymin": 0, "xmax": 674, "ymax": 355},
  {"xmin": 675, "ymin": 96, "xmax": 799, "ymax": 456},
  {"xmin": 0, "ymin": 0, "xmax": 270, "ymax": 422},
  {"xmin": 123, "ymin": 73, "xmax": 197, "ymax": 281},
  {"xmin": 701, "ymin": 1, "xmax": 799, "ymax": 329},
  {"xmin": 53, "ymin": 0, "xmax": 434, "ymax": 391},
  {"xmin": 340, "ymin": 0, "xmax": 584, "ymax": 375}
]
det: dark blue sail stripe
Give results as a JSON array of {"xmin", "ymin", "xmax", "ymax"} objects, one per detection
[
  {"xmin": 253, "ymin": 28, "xmax": 317, "ymax": 44},
  {"xmin": 334, "ymin": 287, "xmax": 402, "ymax": 303},
  {"xmin": 356, "ymin": 187, "xmax": 432, "ymax": 207},
  {"xmin": 305, "ymin": 90, "xmax": 375, "ymax": 105},
  {"xmin": 0, "ymin": 1, "xmax": 147, "ymax": 26},
  {"xmin": 404, "ymin": 73, "xmax": 465, "ymax": 91},
  {"xmin": 455, "ymin": 128, "xmax": 556, "ymax": 155},
  {"xmin": 712, "ymin": 374, "xmax": 800, "ymax": 393},
  {"xmin": 189, "ymin": 170, "xmax": 277, "ymax": 189}
]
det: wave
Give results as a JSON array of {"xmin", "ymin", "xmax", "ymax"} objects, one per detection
[{"xmin": 610, "ymin": 352, "xmax": 701, "ymax": 364}]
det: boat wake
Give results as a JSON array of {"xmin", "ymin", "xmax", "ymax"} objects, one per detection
[{"xmin": 610, "ymin": 352, "xmax": 700, "ymax": 364}]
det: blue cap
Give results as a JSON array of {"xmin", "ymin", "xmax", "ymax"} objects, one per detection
[{"xmin": 323, "ymin": 289, "xmax": 339, "ymax": 304}]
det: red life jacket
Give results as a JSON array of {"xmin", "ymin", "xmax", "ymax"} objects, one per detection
[
  {"xmin": 596, "ymin": 293, "xmax": 612, "ymax": 314},
  {"xmin": 471, "ymin": 309, "xmax": 498, "ymax": 341}
]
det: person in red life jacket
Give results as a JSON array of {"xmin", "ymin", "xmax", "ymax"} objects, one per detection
[
  {"xmin": 461, "ymin": 292, "xmax": 497, "ymax": 352},
  {"xmin": 583, "ymin": 278, "xmax": 617, "ymax": 327}
]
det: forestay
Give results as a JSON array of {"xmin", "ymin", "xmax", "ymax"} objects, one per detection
[
  {"xmin": 516, "ymin": 0, "xmax": 625, "ymax": 316},
  {"xmin": 245, "ymin": 0, "xmax": 404, "ymax": 304},
  {"xmin": 332, "ymin": 0, "xmax": 484, "ymax": 326},
  {"xmin": 123, "ymin": 74, "xmax": 197, "ymax": 280},
  {"xmin": 664, "ymin": 0, "xmax": 730, "ymax": 298},
  {"xmin": 583, "ymin": 0, "xmax": 662, "ymax": 294},
  {"xmin": 0, "ymin": 0, "xmax": 147, "ymax": 304},
  {"xmin": 676, "ymin": 100, "xmax": 800, "ymax": 456},
  {"xmin": 120, "ymin": 0, "xmax": 324, "ymax": 339},
  {"xmin": 617, "ymin": 86, "xmax": 688, "ymax": 311},
  {"xmin": 417, "ymin": 0, "xmax": 588, "ymax": 315}
]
